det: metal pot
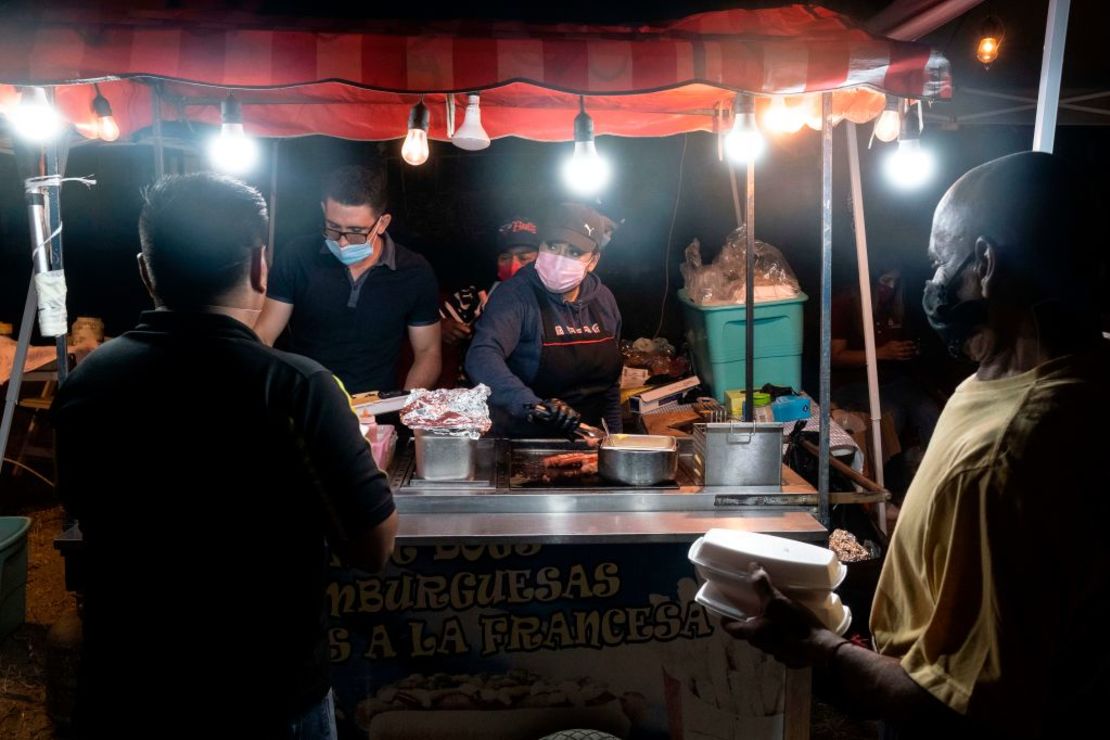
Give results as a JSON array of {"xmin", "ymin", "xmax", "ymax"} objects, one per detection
[{"xmin": 598, "ymin": 434, "xmax": 678, "ymax": 486}]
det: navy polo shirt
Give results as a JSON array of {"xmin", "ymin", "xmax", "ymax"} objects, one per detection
[{"xmin": 268, "ymin": 232, "xmax": 440, "ymax": 393}]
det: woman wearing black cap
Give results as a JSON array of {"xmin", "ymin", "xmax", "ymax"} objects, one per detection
[{"xmin": 465, "ymin": 203, "xmax": 622, "ymax": 437}]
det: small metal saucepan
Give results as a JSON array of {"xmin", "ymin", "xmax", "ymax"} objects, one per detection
[{"xmin": 598, "ymin": 434, "xmax": 678, "ymax": 486}]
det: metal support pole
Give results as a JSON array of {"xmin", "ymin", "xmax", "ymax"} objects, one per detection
[
  {"xmin": 152, "ymin": 84, "xmax": 166, "ymax": 179},
  {"xmin": 267, "ymin": 140, "xmax": 281, "ymax": 266},
  {"xmin": 1033, "ymin": 0, "xmax": 1071, "ymax": 153},
  {"xmin": 743, "ymin": 149, "xmax": 755, "ymax": 422},
  {"xmin": 818, "ymin": 93, "xmax": 833, "ymax": 529},
  {"xmin": 846, "ymin": 123, "xmax": 888, "ymax": 534},
  {"xmin": 45, "ymin": 143, "xmax": 68, "ymax": 384},
  {"xmin": 0, "ymin": 274, "xmax": 39, "ymax": 479}
]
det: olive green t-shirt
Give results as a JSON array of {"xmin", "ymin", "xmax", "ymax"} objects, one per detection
[{"xmin": 870, "ymin": 346, "xmax": 1110, "ymax": 737}]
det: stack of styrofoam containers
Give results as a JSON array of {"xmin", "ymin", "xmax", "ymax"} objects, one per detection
[{"xmin": 688, "ymin": 528, "xmax": 851, "ymax": 635}]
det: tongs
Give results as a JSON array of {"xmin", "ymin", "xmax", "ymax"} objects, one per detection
[{"xmin": 528, "ymin": 404, "xmax": 606, "ymax": 444}]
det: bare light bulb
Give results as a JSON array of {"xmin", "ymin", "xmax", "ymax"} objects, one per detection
[
  {"xmin": 10, "ymin": 86, "xmax": 64, "ymax": 143},
  {"xmin": 884, "ymin": 138, "xmax": 935, "ymax": 190},
  {"xmin": 977, "ymin": 36, "xmax": 1000, "ymax": 65},
  {"xmin": 764, "ymin": 97, "xmax": 805, "ymax": 134},
  {"xmin": 92, "ymin": 91, "xmax": 120, "ymax": 142},
  {"xmin": 976, "ymin": 16, "xmax": 1004, "ymax": 67},
  {"xmin": 209, "ymin": 123, "xmax": 259, "ymax": 174},
  {"xmin": 402, "ymin": 100, "xmax": 430, "ymax": 166},
  {"xmin": 872, "ymin": 100, "xmax": 902, "ymax": 143},
  {"xmin": 208, "ymin": 96, "xmax": 258, "ymax": 174},
  {"xmin": 725, "ymin": 114, "xmax": 764, "ymax": 162},
  {"xmin": 562, "ymin": 140, "xmax": 611, "ymax": 196}
]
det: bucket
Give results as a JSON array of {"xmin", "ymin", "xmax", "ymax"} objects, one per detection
[{"xmin": 0, "ymin": 516, "xmax": 32, "ymax": 639}]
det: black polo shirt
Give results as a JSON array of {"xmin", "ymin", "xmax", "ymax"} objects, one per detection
[
  {"xmin": 268, "ymin": 232, "xmax": 440, "ymax": 394},
  {"xmin": 52, "ymin": 310, "xmax": 395, "ymax": 732}
]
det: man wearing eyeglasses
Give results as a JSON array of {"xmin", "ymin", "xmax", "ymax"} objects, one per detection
[
  {"xmin": 466, "ymin": 203, "xmax": 621, "ymax": 437},
  {"xmin": 256, "ymin": 165, "xmax": 441, "ymax": 393}
]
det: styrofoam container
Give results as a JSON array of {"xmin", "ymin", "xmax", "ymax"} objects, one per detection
[
  {"xmin": 688, "ymin": 529, "xmax": 846, "ymax": 591},
  {"xmin": 695, "ymin": 581, "xmax": 852, "ymax": 636}
]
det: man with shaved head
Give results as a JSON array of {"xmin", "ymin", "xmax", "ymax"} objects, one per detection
[{"xmin": 723, "ymin": 152, "xmax": 1109, "ymax": 738}]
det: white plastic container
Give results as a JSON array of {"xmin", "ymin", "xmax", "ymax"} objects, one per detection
[
  {"xmin": 694, "ymin": 581, "xmax": 852, "ymax": 636},
  {"xmin": 688, "ymin": 529, "xmax": 846, "ymax": 592}
]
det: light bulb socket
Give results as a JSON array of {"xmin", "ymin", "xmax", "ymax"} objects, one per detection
[
  {"xmin": 408, "ymin": 100, "xmax": 430, "ymax": 132},
  {"xmin": 573, "ymin": 108, "xmax": 595, "ymax": 143},
  {"xmin": 883, "ymin": 95, "xmax": 900, "ymax": 113},
  {"xmin": 979, "ymin": 15, "xmax": 1004, "ymax": 42},
  {"xmin": 19, "ymin": 86, "xmax": 51, "ymax": 107},
  {"xmin": 899, "ymin": 111, "xmax": 922, "ymax": 142},
  {"xmin": 221, "ymin": 95, "xmax": 243, "ymax": 125},
  {"xmin": 92, "ymin": 93, "xmax": 113, "ymax": 118},
  {"xmin": 732, "ymin": 93, "xmax": 756, "ymax": 117}
]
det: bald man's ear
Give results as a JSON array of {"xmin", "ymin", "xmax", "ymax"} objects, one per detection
[{"xmin": 975, "ymin": 236, "xmax": 997, "ymax": 300}]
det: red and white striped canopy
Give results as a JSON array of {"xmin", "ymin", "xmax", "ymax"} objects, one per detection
[{"xmin": 0, "ymin": 3, "xmax": 951, "ymax": 141}]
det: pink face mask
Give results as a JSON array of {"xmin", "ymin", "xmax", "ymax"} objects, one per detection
[{"xmin": 535, "ymin": 251, "xmax": 588, "ymax": 293}]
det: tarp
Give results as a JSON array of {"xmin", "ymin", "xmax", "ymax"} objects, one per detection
[{"xmin": 0, "ymin": 3, "xmax": 951, "ymax": 141}]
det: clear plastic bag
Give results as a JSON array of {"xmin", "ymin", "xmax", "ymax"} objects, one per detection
[{"xmin": 681, "ymin": 227, "xmax": 801, "ymax": 306}]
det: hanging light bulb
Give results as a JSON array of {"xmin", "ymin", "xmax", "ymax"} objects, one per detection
[
  {"xmin": 763, "ymin": 96, "xmax": 805, "ymax": 134},
  {"xmin": 9, "ymin": 86, "xmax": 64, "ymax": 143},
  {"xmin": 208, "ymin": 94, "xmax": 258, "ymax": 174},
  {"xmin": 872, "ymin": 96, "xmax": 902, "ymax": 143},
  {"xmin": 451, "ymin": 93, "xmax": 490, "ymax": 151},
  {"xmin": 725, "ymin": 94, "xmax": 764, "ymax": 163},
  {"xmin": 976, "ymin": 16, "xmax": 1004, "ymax": 67},
  {"xmin": 402, "ymin": 99, "xmax": 430, "ymax": 166},
  {"xmin": 561, "ymin": 97, "xmax": 611, "ymax": 196},
  {"xmin": 884, "ymin": 108, "xmax": 935, "ymax": 190},
  {"xmin": 91, "ymin": 85, "xmax": 120, "ymax": 142}
]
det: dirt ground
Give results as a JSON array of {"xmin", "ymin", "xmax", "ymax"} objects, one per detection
[{"xmin": 1, "ymin": 498, "xmax": 69, "ymax": 740}]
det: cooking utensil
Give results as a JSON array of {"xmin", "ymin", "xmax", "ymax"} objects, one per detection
[{"xmin": 598, "ymin": 434, "xmax": 678, "ymax": 486}]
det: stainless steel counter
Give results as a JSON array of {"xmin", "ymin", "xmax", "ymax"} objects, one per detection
[
  {"xmin": 388, "ymin": 437, "xmax": 826, "ymax": 544},
  {"xmin": 390, "ymin": 437, "xmax": 821, "ymax": 514}
]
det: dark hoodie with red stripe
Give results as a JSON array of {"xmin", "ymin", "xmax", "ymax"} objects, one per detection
[{"xmin": 465, "ymin": 262, "xmax": 623, "ymax": 431}]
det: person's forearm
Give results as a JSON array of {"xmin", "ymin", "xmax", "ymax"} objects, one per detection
[
  {"xmin": 815, "ymin": 636, "xmax": 961, "ymax": 727},
  {"xmin": 404, "ymin": 348, "xmax": 442, "ymax": 390},
  {"xmin": 831, "ymin": 348, "xmax": 870, "ymax": 368}
]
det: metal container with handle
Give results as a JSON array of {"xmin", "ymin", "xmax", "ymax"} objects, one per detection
[
  {"xmin": 598, "ymin": 434, "xmax": 678, "ymax": 486},
  {"xmin": 692, "ymin": 422, "xmax": 783, "ymax": 487}
]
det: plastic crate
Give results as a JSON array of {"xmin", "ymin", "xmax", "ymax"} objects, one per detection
[
  {"xmin": 0, "ymin": 517, "xmax": 31, "ymax": 640},
  {"xmin": 679, "ymin": 290, "xmax": 807, "ymax": 402}
]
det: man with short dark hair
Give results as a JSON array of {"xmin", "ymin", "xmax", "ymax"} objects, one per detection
[
  {"xmin": 256, "ymin": 164, "xmax": 442, "ymax": 393},
  {"xmin": 723, "ymin": 152, "xmax": 1109, "ymax": 738},
  {"xmin": 53, "ymin": 172, "xmax": 398, "ymax": 738}
]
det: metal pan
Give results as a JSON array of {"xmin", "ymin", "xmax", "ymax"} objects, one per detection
[{"xmin": 598, "ymin": 434, "xmax": 678, "ymax": 486}]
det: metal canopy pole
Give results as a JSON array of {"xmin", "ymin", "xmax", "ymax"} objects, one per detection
[
  {"xmin": 152, "ymin": 83, "xmax": 166, "ymax": 179},
  {"xmin": 1033, "ymin": 0, "xmax": 1072, "ymax": 153},
  {"xmin": 846, "ymin": 122, "xmax": 887, "ymax": 534},
  {"xmin": 818, "ymin": 93, "xmax": 833, "ymax": 528},
  {"xmin": 45, "ymin": 142, "xmax": 69, "ymax": 384},
  {"xmin": 267, "ymin": 140, "xmax": 280, "ymax": 266},
  {"xmin": 743, "ymin": 142, "xmax": 755, "ymax": 422}
]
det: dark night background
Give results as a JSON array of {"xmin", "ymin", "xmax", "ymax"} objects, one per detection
[{"xmin": 2, "ymin": 0, "xmax": 1108, "ymax": 394}]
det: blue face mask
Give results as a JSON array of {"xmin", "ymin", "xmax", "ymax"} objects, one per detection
[{"xmin": 326, "ymin": 239, "xmax": 374, "ymax": 266}]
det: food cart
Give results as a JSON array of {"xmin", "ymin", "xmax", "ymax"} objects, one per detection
[{"xmin": 2, "ymin": 3, "xmax": 962, "ymax": 737}]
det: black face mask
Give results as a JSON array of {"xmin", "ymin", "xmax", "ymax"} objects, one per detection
[{"xmin": 922, "ymin": 251, "xmax": 988, "ymax": 358}]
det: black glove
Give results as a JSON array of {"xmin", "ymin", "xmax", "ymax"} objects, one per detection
[{"xmin": 529, "ymin": 399, "xmax": 582, "ymax": 437}]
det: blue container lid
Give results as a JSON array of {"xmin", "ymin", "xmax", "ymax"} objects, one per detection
[{"xmin": 677, "ymin": 289, "xmax": 808, "ymax": 312}]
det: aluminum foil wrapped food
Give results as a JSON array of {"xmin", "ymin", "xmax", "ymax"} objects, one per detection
[{"xmin": 400, "ymin": 384, "xmax": 492, "ymax": 439}]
